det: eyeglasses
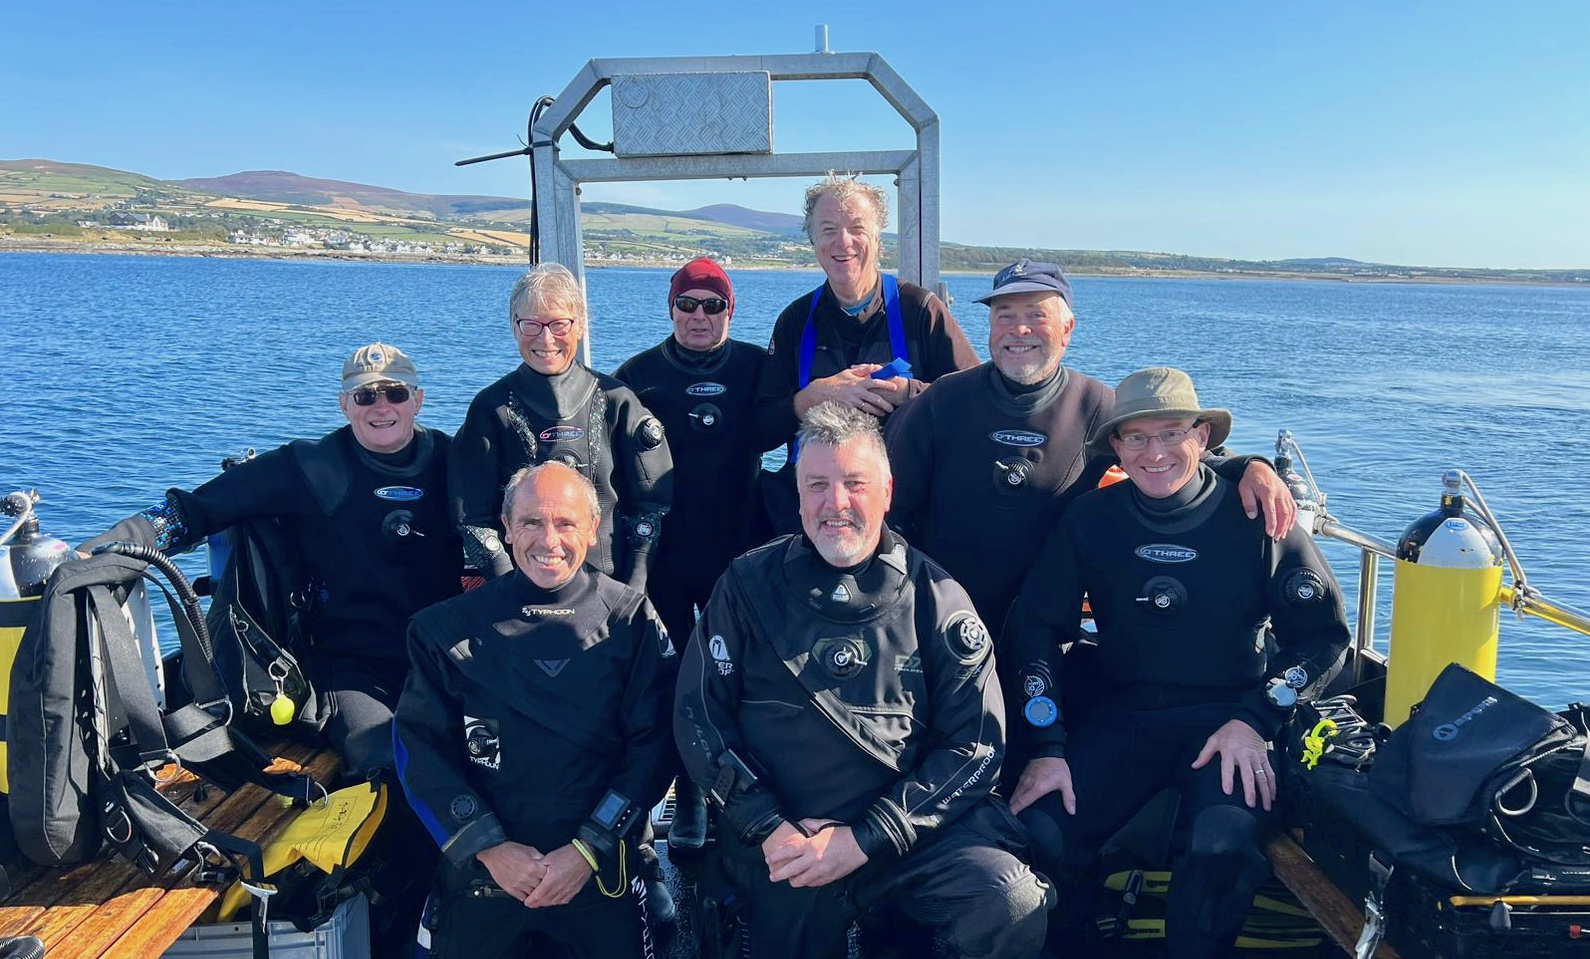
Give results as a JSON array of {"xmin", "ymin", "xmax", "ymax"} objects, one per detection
[
  {"xmin": 348, "ymin": 385, "xmax": 412, "ymax": 406},
  {"xmin": 673, "ymin": 295, "xmax": 729, "ymax": 316},
  {"xmin": 514, "ymin": 316, "xmax": 576, "ymax": 337},
  {"xmin": 1115, "ymin": 424, "xmax": 1202, "ymax": 451}
]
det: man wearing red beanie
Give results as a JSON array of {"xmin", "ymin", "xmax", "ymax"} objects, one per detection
[{"xmin": 616, "ymin": 257, "xmax": 777, "ymax": 852}]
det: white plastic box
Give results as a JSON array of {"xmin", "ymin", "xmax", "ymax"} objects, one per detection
[{"xmin": 161, "ymin": 893, "xmax": 370, "ymax": 959}]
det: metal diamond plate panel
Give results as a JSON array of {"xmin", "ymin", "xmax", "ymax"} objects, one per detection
[{"xmin": 611, "ymin": 72, "xmax": 773, "ymax": 158}]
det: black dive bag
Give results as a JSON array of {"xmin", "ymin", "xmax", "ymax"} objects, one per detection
[
  {"xmin": 6, "ymin": 544, "xmax": 318, "ymax": 878},
  {"xmin": 204, "ymin": 515, "xmax": 318, "ymax": 735}
]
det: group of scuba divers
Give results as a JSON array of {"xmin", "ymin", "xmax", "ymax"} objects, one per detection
[{"xmin": 83, "ymin": 174, "xmax": 1354, "ymax": 959}]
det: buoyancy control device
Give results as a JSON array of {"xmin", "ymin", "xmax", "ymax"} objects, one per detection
[{"xmin": 6, "ymin": 540, "xmax": 321, "ymax": 888}]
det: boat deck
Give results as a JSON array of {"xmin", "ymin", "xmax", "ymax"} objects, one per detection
[{"xmin": 0, "ymin": 739, "xmax": 339, "ymax": 958}]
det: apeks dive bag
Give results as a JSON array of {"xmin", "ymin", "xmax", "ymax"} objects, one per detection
[
  {"xmin": 1371, "ymin": 663, "xmax": 1590, "ymax": 866},
  {"xmin": 7, "ymin": 544, "xmax": 319, "ymax": 876},
  {"xmin": 204, "ymin": 514, "xmax": 318, "ymax": 735}
]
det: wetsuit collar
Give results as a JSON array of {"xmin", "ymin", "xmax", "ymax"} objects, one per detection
[
  {"xmin": 1126, "ymin": 464, "xmax": 1225, "ymax": 531},
  {"xmin": 661, "ymin": 336, "xmax": 730, "ymax": 373},
  {"xmin": 512, "ymin": 564, "xmax": 594, "ymax": 602},
  {"xmin": 988, "ymin": 363, "xmax": 1070, "ymax": 416},
  {"xmin": 350, "ymin": 425, "xmax": 433, "ymax": 477},
  {"xmin": 834, "ymin": 277, "xmax": 882, "ymax": 319},
  {"xmin": 784, "ymin": 527, "xmax": 909, "ymax": 623},
  {"xmin": 510, "ymin": 361, "xmax": 598, "ymax": 418}
]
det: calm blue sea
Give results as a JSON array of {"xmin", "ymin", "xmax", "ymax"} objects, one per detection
[{"xmin": 4, "ymin": 252, "xmax": 1588, "ymax": 706}]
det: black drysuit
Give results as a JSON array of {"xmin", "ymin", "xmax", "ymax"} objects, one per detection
[
  {"xmin": 613, "ymin": 337, "xmax": 772, "ymax": 646},
  {"xmin": 886, "ymin": 363, "xmax": 1115, "ymax": 640},
  {"xmin": 675, "ymin": 530, "xmax": 1050, "ymax": 959},
  {"xmin": 396, "ymin": 566, "xmax": 678, "ymax": 959},
  {"xmin": 1007, "ymin": 468, "xmax": 1351, "ymax": 959},
  {"xmin": 87, "ymin": 424, "xmax": 463, "ymax": 775},
  {"xmin": 448, "ymin": 363, "xmax": 673, "ymax": 591}
]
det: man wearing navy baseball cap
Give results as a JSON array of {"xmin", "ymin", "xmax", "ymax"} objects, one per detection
[{"xmin": 886, "ymin": 259, "xmax": 1297, "ymax": 722}]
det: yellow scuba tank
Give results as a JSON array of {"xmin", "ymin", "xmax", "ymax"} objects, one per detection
[
  {"xmin": 1385, "ymin": 471, "xmax": 1503, "ymax": 726},
  {"xmin": 1, "ymin": 490, "xmax": 74, "ymax": 794}
]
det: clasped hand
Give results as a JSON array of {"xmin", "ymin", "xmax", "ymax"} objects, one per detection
[{"xmin": 761, "ymin": 819, "xmax": 869, "ymax": 888}]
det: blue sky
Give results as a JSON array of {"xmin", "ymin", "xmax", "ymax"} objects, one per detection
[{"xmin": 4, "ymin": 0, "xmax": 1586, "ymax": 268}]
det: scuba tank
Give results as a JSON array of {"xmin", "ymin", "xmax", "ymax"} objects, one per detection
[
  {"xmin": 2, "ymin": 491, "xmax": 72, "ymax": 598},
  {"xmin": 1385, "ymin": 471, "xmax": 1504, "ymax": 726}
]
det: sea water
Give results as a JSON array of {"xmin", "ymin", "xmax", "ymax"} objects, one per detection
[{"xmin": 3, "ymin": 252, "xmax": 1587, "ymax": 705}]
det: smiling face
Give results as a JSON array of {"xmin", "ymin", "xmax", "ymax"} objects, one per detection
[
  {"xmin": 797, "ymin": 437, "xmax": 894, "ymax": 568},
  {"xmin": 1110, "ymin": 415, "xmax": 1210, "ymax": 499},
  {"xmin": 512, "ymin": 293, "xmax": 584, "ymax": 375},
  {"xmin": 988, "ymin": 291, "xmax": 1074, "ymax": 385},
  {"xmin": 671, "ymin": 286, "xmax": 732, "ymax": 352},
  {"xmin": 339, "ymin": 382, "xmax": 423, "ymax": 454},
  {"xmin": 810, "ymin": 192, "xmax": 883, "ymax": 304},
  {"xmin": 502, "ymin": 468, "xmax": 599, "ymax": 589}
]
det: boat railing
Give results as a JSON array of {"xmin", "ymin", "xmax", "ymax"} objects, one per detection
[{"xmin": 1276, "ymin": 431, "xmax": 1590, "ymax": 655}]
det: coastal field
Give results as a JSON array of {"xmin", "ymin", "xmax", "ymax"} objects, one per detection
[{"xmin": 3, "ymin": 159, "xmax": 1585, "ymax": 285}]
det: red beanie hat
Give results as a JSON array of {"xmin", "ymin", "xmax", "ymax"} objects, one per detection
[{"xmin": 668, "ymin": 257, "xmax": 734, "ymax": 315}]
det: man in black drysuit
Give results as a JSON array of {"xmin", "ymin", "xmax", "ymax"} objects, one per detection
[
  {"xmin": 84, "ymin": 342, "xmax": 463, "ymax": 953},
  {"xmin": 614, "ymin": 257, "xmax": 774, "ymax": 851},
  {"xmin": 748, "ymin": 175, "xmax": 980, "ymax": 535},
  {"xmin": 396, "ymin": 462, "xmax": 678, "ymax": 959},
  {"xmin": 675, "ymin": 402, "xmax": 1051, "ymax": 959},
  {"xmin": 450, "ymin": 261, "xmax": 673, "ymax": 593},
  {"xmin": 886, "ymin": 259, "xmax": 1298, "ymax": 644},
  {"xmin": 1005, "ymin": 368, "xmax": 1351, "ymax": 959}
]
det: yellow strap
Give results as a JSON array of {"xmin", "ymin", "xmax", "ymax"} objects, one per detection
[
  {"xmin": 1300, "ymin": 718, "xmax": 1338, "ymax": 770},
  {"xmin": 570, "ymin": 837, "xmax": 601, "ymax": 873}
]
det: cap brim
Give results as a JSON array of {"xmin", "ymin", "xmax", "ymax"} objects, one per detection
[
  {"xmin": 974, "ymin": 281, "xmax": 1066, "ymax": 305},
  {"xmin": 343, "ymin": 373, "xmax": 419, "ymax": 392}
]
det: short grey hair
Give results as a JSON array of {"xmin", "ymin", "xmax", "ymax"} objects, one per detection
[
  {"xmin": 508, "ymin": 263, "xmax": 588, "ymax": 326},
  {"xmin": 802, "ymin": 174, "xmax": 889, "ymax": 244},
  {"xmin": 501, "ymin": 462, "xmax": 600, "ymax": 524},
  {"xmin": 796, "ymin": 401, "xmax": 891, "ymax": 481}
]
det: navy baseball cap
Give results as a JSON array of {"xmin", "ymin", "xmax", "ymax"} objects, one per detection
[{"xmin": 974, "ymin": 259, "xmax": 1073, "ymax": 308}]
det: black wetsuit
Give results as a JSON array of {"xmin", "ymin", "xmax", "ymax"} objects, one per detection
[
  {"xmin": 613, "ymin": 337, "xmax": 771, "ymax": 646},
  {"xmin": 1007, "ymin": 467, "xmax": 1351, "ymax": 959},
  {"xmin": 886, "ymin": 363, "xmax": 1115, "ymax": 640},
  {"xmin": 675, "ymin": 529, "xmax": 1049, "ymax": 959},
  {"xmin": 396, "ymin": 566, "xmax": 678, "ymax": 959},
  {"xmin": 449, "ymin": 363, "xmax": 673, "ymax": 592},
  {"xmin": 750, "ymin": 278, "xmax": 980, "ymax": 535},
  {"xmin": 87, "ymin": 425, "xmax": 463, "ymax": 775}
]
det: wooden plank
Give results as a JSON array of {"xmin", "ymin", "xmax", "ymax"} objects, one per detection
[
  {"xmin": 1266, "ymin": 831, "xmax": 1401, "ymax": 959},
  {"xmin": 0, "ymin": 740, "xmax": 341, "ymax": 959}
]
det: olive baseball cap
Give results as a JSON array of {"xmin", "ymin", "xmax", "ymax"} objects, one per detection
[{"xmin": 342, "ymin": 342, "xmax": 420, "ymax": 392}]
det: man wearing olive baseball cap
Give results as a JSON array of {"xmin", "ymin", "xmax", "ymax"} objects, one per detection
[{"xmin": 1005, "ymin": 366, "xmax": 1351, "ymax": 958}]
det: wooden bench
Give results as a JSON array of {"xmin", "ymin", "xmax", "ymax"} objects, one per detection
[
  {"xmin": 1266, "ymin": 829, "xmax": 1401, "ymax": 959},
  {"xmin": 0, "ymin": 740, "xmax": 340, "ymax": 959}
]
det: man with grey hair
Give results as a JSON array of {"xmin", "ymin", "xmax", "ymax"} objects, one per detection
[
  {"xmin": 398, "ymin": 461, "xmax": 678, "ymax": 959},
  {"xmin": 675, "ymin": 401, "xmax": 1050, "ymax": 959},
  {"xmin": 749, "ymin": 174, "xmax": 979, "ymax": 534},
  {"xmin": 888, "ymin": 259, "xmax": 1298, "ymax": 644},
  {"xmin": 450, "ymin": 262, "xmax": 674, "ymax": 593}
]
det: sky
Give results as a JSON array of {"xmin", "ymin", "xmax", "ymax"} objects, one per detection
[{"xmin": 3, "ymin": 0, "xmax": 1587, "ymax": 269}]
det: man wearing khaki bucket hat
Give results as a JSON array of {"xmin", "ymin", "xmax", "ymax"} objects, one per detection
[{"xmin": 1004, "ymin": 367, "xmax": 1352, "ymax": 959}]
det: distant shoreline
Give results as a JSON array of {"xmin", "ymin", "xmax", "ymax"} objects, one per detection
[{"xmin": 3, "ymin": 237, "xmax": 1584, "ymax": 289}]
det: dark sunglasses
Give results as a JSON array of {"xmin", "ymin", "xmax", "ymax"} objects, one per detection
[
  {"xmin": 349, "ymin": 385, "xmax": 412, "ymax": 406},
  {"xmin": 673, "ymin": 295, "xmax": 729, "ymax": 316}
]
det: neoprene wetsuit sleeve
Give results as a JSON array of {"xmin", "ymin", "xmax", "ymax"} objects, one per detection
[
  {"xmin": 1233, "ymin": 528, "xmax": 1353, "ymax": 740},
  {"xmin": 748, "ymin": 301, "xmax": 807, "ymax": 454},
  {"xmin": 448, "ymin": 393, "xmax": 514, "ymax": 579},
  {"xmin": 1004, "ymin": 513, "xmax": 1089, "ymax": 762},
  {"xmin": 917, "ymin": 289, "xmax": 980, "ymax": 381},
  {"xmin": 609, "ymin": 596, "xmax": 680, "ymax": 814},
  {"xmin": 1204, "ymin": 451, "xmax": 1264, "ymax": 481},
  {"xmin": 674, "ymin": 572, "xmax": 787, "ymax": 846},
  {"xmin": 850, "ymin": 574, "xmax": 1006, "ymax": 863},
  {"xmin": 611, "ymin": 391, "xmax": 673, "ymax": 593},
  {"xmin": 393, "ymin": 620, "xmax": 509, "ymax": 864},
  {"xmin": 881, "ymin": 388, "xmax": 936, "ymax": 543}
]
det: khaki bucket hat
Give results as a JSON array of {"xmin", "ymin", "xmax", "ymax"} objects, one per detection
[{"xmin": 1086, "ymin": 367, "xmax": 1232, "ymax": 458}]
